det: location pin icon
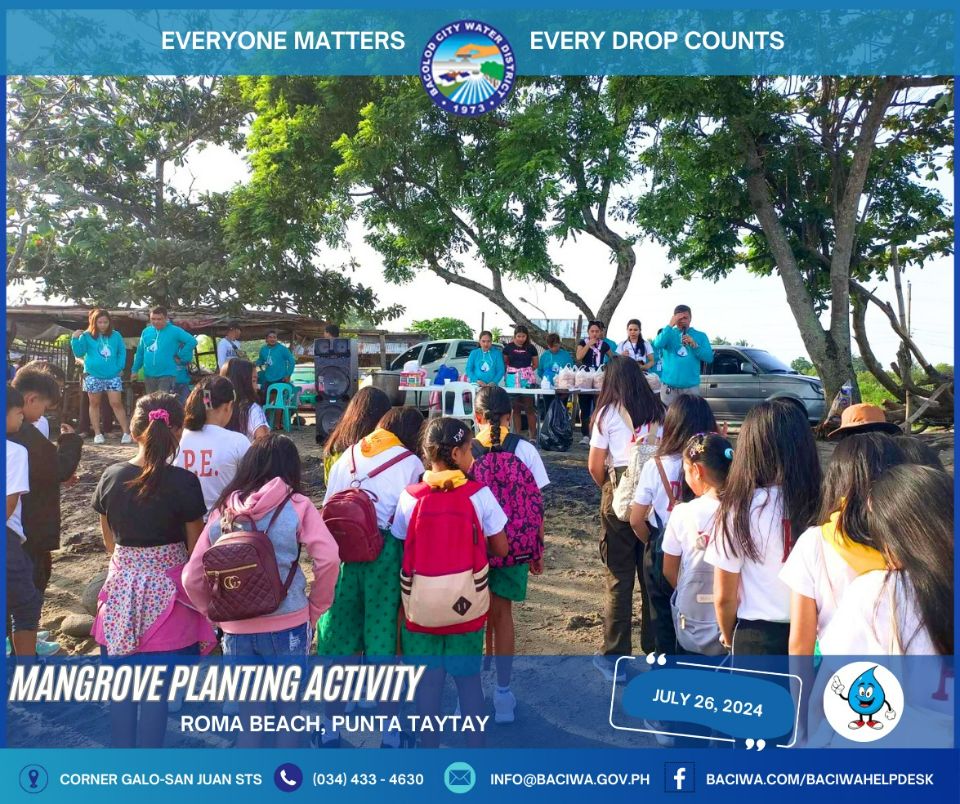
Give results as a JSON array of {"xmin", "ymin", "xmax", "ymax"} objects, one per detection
[{"xmin": 28, "ymin": 770, "xmax": 39, "ymax": 788}]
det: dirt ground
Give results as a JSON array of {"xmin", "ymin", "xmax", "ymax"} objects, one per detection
[{"xmin": 41, "ymin": 422, "xmax": 955, "ymax": 658}]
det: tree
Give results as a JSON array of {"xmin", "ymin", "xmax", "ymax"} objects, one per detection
[
  {"xmin": 791, "ymin": 356, "xmax": 814, "ymax": 374},
  {"xmin": 711, "ymin": 335, "xmax": 731, "ymax": 345},
  {"xmin": 629, "ymin": 76, "xmax": 953, "ymax": 408},
  {"xmin": 231, "ymin": 76, "xmax": 652, "ymax": 344},
  {"xmin": 7, "ymin": 76, "xmax": 399, "ymax": 323},
  {"xmin": 410, "ymin": 317, "xmax": 474, "ymax": 340}
]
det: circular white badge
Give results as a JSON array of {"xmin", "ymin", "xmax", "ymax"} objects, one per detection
[{"xmin": 823, "ymin": 662, "xmax": 903, "ymax": 742}]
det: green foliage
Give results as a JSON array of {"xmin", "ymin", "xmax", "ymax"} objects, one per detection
[
  {"xmin": 480, "ymin": 61, "xmax": 505, "ymax": 83},
  {"xmin": 232, "ymin": 76, "xmax": 650, "ymax": 331},
  {"xmin": 791, "ymin": 356, "xmax": 814, "ymax": 374},
  {"xmin": 410, "ymin": 317, "xmax": 474, "ymax": 340},
  {"xmin": 7, "ymin": 76, "xmax": 400, "ymax": 323},
  {"xmin": 711, "ymin": 335, "xmax": 731, "ymax": 345}
]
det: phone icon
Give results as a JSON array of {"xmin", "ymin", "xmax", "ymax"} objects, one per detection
[{"xmin": 273, "ymin": 763, "xmax": 303, "ymax": 792}]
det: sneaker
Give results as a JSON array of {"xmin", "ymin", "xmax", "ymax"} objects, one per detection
[
  {"xmin": 120, "ymin": 433, "xmax": 133, "ymax": 445},
  {"xmin": 493, "ymin": 689, "xmax": 517, "ymax": 724},
  {"xmin": 93, "ymin": 434, "xmax": 106, "ymax": 445},
  {"xmin": 643, "ymin": 719, "xmax": 676, "ymax": 746},
  {"xmin": 592, "ymin": 654, "xmax": 626, "ymax": 683},
  {"xmin": 36, "ymin": 630, "xmax": 49, "ymax": 641},
  {"xmin": 36, "ymin": 639, "xmax": 61, "ymax": 657},
  {"xmin": 580, "ymin": 436, "xmax": 590, "ymax": 446}
]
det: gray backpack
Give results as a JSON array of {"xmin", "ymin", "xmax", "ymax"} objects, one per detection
[{"xmin": 670, "ymin": 531, "xmax": 726, "ymax": 656}]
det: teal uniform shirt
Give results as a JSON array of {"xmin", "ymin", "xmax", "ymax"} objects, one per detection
[
  {"xmin": 257, "ymin": 343, "xmax": 296, "ymax": 384},
  {"xmin": 131, "ymin": 324, "xmax": 198, "ymax": 379},
  {"xmin": 651, "ymin": 326, "xmax": 714, "ymax": 389},
  {"xmin": 70, "ymin": 331, "xmax": 126, "ymax": 379},
  {"xmin": 465, "ymin": 347, "xmax": 505, "ymax": 384}
]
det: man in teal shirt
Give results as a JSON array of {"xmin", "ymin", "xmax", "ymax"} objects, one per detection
[
  {"xmin": 257, "ymin": 330, "xmax": 296, "ymax": 389},
  {"xmin": 131, "ymin": 306, "xmax": 198, "ymax": 394},
  {"xmin": 651, "ymin": 305, "xmax": 713, "ymax": 406},
  {"xmin": 537, "ymin": 333, "xmax": 574, "ymax": 385}
]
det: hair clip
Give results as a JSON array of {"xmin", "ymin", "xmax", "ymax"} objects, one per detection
[
  {"xmin": 148, "ymin": 408, "xmax": 171, "ymax": 425},
  {"xmin": 724, "ymin": 447, "xmax": 734, "ymax": 460},
  {"xmin": 452, "ymin": 428, "xmax": 465, "ymax": 443},
  {"xmin": 202, "ymin": 388, "xmax": 213, "ymax": 409}
]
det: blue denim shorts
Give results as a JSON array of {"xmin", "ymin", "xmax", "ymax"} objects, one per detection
[
  {"xmin": 222, "ymin": 623, "xmax": 311, "ymax": 658},
  {"xmin": 83, "ymin": 375, "xmax": 123, "ymax": 394}
]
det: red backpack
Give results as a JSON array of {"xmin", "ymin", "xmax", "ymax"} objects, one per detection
[
  {"xmin": 322, "ymin": 446, "xmax": 414, "ymax": 562},
  {"xmin": 400, "ymin": 479, "xmax": 490, "ymax": 635},
  {"xmin": 471, "ymin": 434, "xmax": 544, "ymax": 568}
]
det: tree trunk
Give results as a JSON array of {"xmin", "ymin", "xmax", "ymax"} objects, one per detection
[{"xmin": 734, "ymin": 122, "xmax": 859, "ymax": 413}]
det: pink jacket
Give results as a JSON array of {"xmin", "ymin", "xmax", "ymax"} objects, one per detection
[{"xmin": 182, "ymin": 477, "xmax": 340, "ymax": 634}]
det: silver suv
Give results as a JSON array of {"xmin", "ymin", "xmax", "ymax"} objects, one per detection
[
  {"xmin": 389, "ymin": 338, "xmax": 503, "ymax": 377},
  {"xmin": 700, "ymin": 347, "xmax": 826, "ymax": 423}
]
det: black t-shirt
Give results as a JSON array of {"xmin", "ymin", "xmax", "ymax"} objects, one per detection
[
  {"xmin": 578, "ymin": 339, "xmax": 611, "ymax": 369},
  {"xmin": 92, "ymin": 462, "xmax": 206, "ymax": 547},
  {"xmin": 503, "ymin": 342, "xmax": 538, "ymax": 370}
]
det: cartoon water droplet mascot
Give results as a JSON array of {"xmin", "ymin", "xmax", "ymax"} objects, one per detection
[{"xmin": 830, "ymin": 667, "xmax": 897, "ymax": 730}]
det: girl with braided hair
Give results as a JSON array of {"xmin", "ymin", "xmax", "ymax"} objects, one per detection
[
  {"xmin": 472, "ymin": 385, "xmax": 548, "ymax": 723},
  {"xmin": 391, "ymin": 417, "xmax": 508, "ymax": 747}
]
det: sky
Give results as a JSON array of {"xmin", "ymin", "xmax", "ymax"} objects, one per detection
[{"xmin": 20, "ymin": 136, "xmax": 954, "ymax": 368}]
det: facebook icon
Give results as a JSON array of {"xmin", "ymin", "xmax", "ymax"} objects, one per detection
[{"xmin": 664, "ymin": 763, "xmax": 695, "ymax": 793}]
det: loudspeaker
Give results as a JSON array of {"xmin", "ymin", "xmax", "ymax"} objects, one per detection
[{"xmin": 314, "ymin": 337, "xmax": 359, "ymax": 442}]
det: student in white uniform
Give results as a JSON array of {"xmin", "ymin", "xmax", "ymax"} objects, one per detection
[
  {"xmin": 820, "ymin": 465, "xmax": 953, "ymax": 656},
  {"xmin": 316, "ymin": 406, "xmax": 426, "ymax": 748},
  {"xmin": 705, "ymin": 399, "xmax": 822, "ymax": 655},
  {"xmin": 781, "ymin": 433, "xmax": 907, "ymax": 655},
  {"xmin": 661, "ymin": 433, "xmax": 734, "ymax": 654},
  {"xmin": 586, "ymin": 356, "xmax": 665, "ymax": 680},
  {"xmin": 616, "ymin": 318, "xmax": 655, "ymax": 371},
  {"xmin": 392, "ymin": 417, "xmax": 509, "ymax": 748},
  {"xmin": 174, "ymin": 376, "xmax": 251, "ymax": 514},
  {"xmin": 471, "ymin": 385, "xmax": 549, "ymax": 723},
  {"xmin": 630, "ymin": 394, "xmax": 718, "ymax": 654}
]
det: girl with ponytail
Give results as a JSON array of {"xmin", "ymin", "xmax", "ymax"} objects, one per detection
[
  {"xmin": 174, "ymin": 375, "xmax": 251, "ymax": 514},
  {"xmin": 472, "ymin": 385, "xmax": 549, "ymax": 724},
  {"xmin": 91, "ymin": 392, "xmax": 214, "ymax": 746}
]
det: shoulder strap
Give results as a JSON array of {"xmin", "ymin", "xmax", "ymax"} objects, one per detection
[
  {"xmin": 654, "ymin": 457, "xmax": 677, "ymax": 507},
  {"xmin": 501, "ymin": 433, "xmax": 522, "ymax": 455},
  {"xmin": 471, "ymin": 440, "xmax": 488, "ymax": 459},
  {"xmin": 366, "ymin": 448, "xmax": 415, "ymax": 480}
]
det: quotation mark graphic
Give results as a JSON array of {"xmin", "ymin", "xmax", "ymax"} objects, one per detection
[
  {"xmin": 744, "ymin": 738, "xmax": 766, "ymax": 751},
  {"xmin": 646, "ymin": 653, "xmax": 668, "ymax": 666}
]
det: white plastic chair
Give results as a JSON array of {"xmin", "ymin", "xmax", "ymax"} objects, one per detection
[{"xmin": 437, "ymin": 381, "xmax": 478, "ymax": 431}]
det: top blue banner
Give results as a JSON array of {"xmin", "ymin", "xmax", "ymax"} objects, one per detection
[{"xmin": 5, "ymin": 8, "xmax": 956, "ymax": 75}]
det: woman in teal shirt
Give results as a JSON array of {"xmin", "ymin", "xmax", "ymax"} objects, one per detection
[
  {"xmin": 465, "ymin": 331, "xmax": 505, "ymax": 386},
  {"xmin": 537, "ymin": 333, "xmax": 574, "ymax": 385},
  {"xmin": 71, "ymin": 308, "xmax": 131, "ymax": 444}
]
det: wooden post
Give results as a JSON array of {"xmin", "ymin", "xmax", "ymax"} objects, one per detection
[
  {"xmin": 379, "ymin": 332, "xmax": 387, "ymax": 370},
  {"xmin": 574, "ymin": 314, "xmax": 583, "ymax": 343},
  {"xmin": 481, "ymin": 312, "xmax": 485, "ymax": 334}
]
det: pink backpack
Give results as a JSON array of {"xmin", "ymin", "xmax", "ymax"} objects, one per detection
[
  {"xmin": 470, "ymin": 434, "xmax": 544, "ymax": 568},
  {"xmin": 400, "ymin": 479, "xmax": 490, "ymax": 635}
]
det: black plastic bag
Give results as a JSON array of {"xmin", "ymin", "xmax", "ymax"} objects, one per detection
[{"xmin": 538, "ymin": 397, "xmax": 573, "ymax": 452}]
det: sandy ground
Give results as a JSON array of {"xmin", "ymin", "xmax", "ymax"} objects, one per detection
[
  {"xmin": 11, "ymin": 421, "xmax": 953, "ymax": 749},
  {"xmin": 39, "ymin": 423, "xmax": 955, "ymax": 658}
]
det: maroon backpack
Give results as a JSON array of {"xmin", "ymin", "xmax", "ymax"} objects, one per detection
[
  {"xmin": 322, "ymin": 445, "xmax": 415, "ymax": 562},
  {"xmin": 202, "ymin": 493, "xmax": 298, "ymax": 622},
  {"xmin": 470, "ymin": 434, "xmax": 544, "ymax": 568}
]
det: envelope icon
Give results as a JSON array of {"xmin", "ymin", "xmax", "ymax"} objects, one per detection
[{"xmin": 448, "ymin": 769, "xmax": 473, "ymax": 786}]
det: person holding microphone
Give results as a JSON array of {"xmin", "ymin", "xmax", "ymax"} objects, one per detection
[{"xmin": 651, "ymin": 305, "xmax": 713, "ymax": 407}]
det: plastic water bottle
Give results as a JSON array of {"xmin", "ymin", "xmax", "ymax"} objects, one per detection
[{"xmin": 541, "ymin": 376, "xmax": 551, "ymax": 390}]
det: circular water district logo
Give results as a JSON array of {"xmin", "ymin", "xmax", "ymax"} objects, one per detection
[{"xmin": 420, "ymin": 20, "xmax": 516, "ymax": 116}]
